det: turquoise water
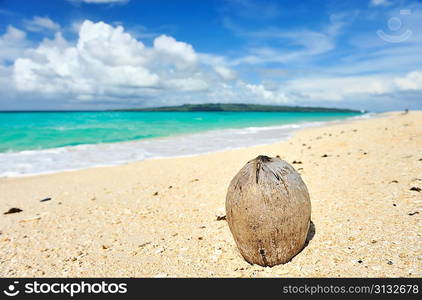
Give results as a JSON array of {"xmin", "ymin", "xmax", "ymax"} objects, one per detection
[
  {"xmin": 0, "ymin": 111, "xmax": 366, "ymax": 176},
  {"xmin": 0, "ymin": 111, "xmax": 361, "ymax": 153}
]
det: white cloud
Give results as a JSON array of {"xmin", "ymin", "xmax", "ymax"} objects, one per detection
[
  {"xmin": 24, "ymin": 16, "xmax": 60, "ymax": 32},
  {"xmin": 198, "ymin": 53, "xmax": 228, "ymax": 66},
  {"xmin": 13, "ymin": 21, "xmax": 161, "ymax": 97},
  {"xmin": 370, "ymin": 0, "xmax": 392, "ymax": 7},
  {"xmin": 225, "ymin": 25, "xmax": 336, "ymax": 66},
  {"xmin": 153, "ymin": 35, "xmax": 198, "ymax": 70},
  {"xmin": 165, "ymin": 77, "xmax": 208, "ymax": 92},
  {"xmin": 395, "ymin": 71, "xmax": 422, "ymax": 91},
  {"xmin": 240, "ymin": 81, "xmax": 288, "ymax": 103},
  {"xmin": 0, "ymin": 26, "xmax": 29, "ymax": 63},
  {"xmin": 222, "ymin": 12, "xmax": 355, "ymax": 67},
  {"xmin": 77, "ymin": 21, "xmax": 149, "ymax": 66},
  {"xmin": 279, "ymin": 71, "xmax": 422, "ymax": 102},
  {"xmin": 10, "ymin": 20, "xmax": 228, "ymax": 102},
  {"xmin": 214, "ymin": 66, "xmax": 237, "ymax": 81},
  {"xmin": 286, "ymin": 75, "xmax": 394, "ymax": 101}
]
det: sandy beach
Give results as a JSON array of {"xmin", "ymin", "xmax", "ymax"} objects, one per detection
[{"xmin": 0, "ymin": 111, "xmax": 421, "ymax": 277}]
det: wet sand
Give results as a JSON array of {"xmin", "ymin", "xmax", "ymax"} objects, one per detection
[{"xmin": 0, "ymin": 111, "xmax": 421, "ymax": 277}]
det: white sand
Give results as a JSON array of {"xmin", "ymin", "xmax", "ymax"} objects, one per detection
[{"xmin": 0, "ymin": 111, "xmax": 421, "ymax": 277}]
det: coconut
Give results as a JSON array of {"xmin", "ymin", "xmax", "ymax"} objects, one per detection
[{"xmin": 226, "ymin": 155, "xmax": 311, "ymax": 266}]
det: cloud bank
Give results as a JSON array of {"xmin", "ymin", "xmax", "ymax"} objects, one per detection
[
  {"xmin": 0, "ymin": 12, "xmax": 421, "ymax": 110},
  {"xmin": 9, "ymin": 20, "xmax": 244, "ymax": 106}
]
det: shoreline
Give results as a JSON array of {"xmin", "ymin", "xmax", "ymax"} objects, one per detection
[
  {"xmin": 0, "ymin": 110, "xmax": 421, "ymax": 277},
  {"xmin": 1, "ymin": 112, "xmax": 372, "ymax": 178}
]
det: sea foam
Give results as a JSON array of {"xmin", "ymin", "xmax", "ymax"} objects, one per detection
[{"xmin": 1, "ymin": 116, "xmax": 370, "ymax": 177}]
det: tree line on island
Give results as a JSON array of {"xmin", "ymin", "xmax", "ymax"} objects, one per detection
[{"xmin": 113, "ymin": 103, "xmax": 361, "ymax": 113}]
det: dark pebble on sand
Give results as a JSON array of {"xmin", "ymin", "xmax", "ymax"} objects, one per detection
[
  {"xmin": 390, "ymin": 180, "xmax": 398, "ymax": 183},
  {"xmin": 168, "ymin": 186, "xmax": 173, "ymax": 189},
  {"xmin": 292, "ymin": 160, "xmax": 302, "ymax": 164},
  {"xmin": 321, "ymin": 154, "xmax": 328, "ymax": 158},
  {"xmin": 40, "ymin": 197, "xmax": 52, "ymax": 202},
  {"xmin": 408, "ymin": 211, "xmax": 419, "ymax": 216},
  {"xmin": 357, "ymin": 260, "xmax": 363, "ymax": 264},
  {"xmin": 410, "ymin": 187, "xmax": 421, "ymax": 192},
  {"xmin": 4, "ymin": 208, "xmax": 23, "ymax": 215},
  {"xmin": 393, "ymin": 203, "xmax": 397, "ymax": 207},
  {"xmin": 387, "ymin": 260, "xmax": 393, "ymax": 265},
  {"xmin": 153, "ymin": 192, "xmax": 159, "ymax": 196}
]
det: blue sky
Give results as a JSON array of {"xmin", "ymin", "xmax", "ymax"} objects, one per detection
[{"xmin": 0, "ymin": 0, "xmax": 421, "ymax": 111}]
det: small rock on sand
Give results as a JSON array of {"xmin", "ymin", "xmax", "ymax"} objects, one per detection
[
  {"xmin": 216, "ymin": 215, "xmax": 226, "ymax": 221},
  {"xmin": 215, "ymin": 208, "xmax": 226, "ymax": 221},
  {"xmin": 4, "ymin": 208, "xmax": 23, "ymax": 215}
]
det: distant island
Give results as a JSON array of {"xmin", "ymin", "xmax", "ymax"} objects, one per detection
[{"xmin": 114, "ymin": 103, "xmax": 361, "ymax": 113}]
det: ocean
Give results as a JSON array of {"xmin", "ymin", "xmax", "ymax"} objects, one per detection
[{"xmin": 0, "ymin": 111, "xmax": 364, "ymax": 177}]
